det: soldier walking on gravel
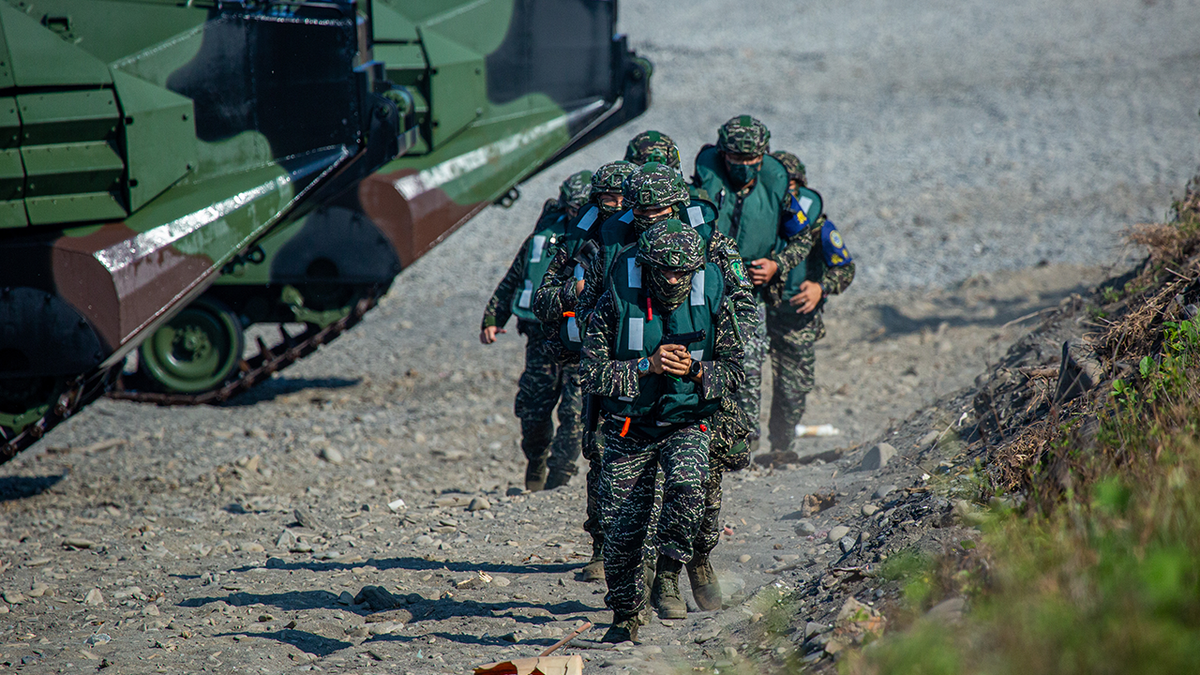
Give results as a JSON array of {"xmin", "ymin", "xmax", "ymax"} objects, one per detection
[
  {"xmin": 763, "ymin": 151, "xmax": 855, "ymax": 454},
  {"xmin": 480, "ymin": 170, "xmax": 592, "ymax": 491},
  {"xmin": 580, "ymin": 220, "xmax": 744, "ymax": 643},
  {"xmin": 531, "ymin": 160, "xmax": 636, "ymax": 582},
  {"xmin": 692, "ymin": 116, "xmax": 814, "ymax": 451}
]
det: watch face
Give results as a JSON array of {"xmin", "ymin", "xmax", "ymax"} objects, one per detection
[{"xmin": 638, "ymin": 357, "xmax": 650, "ymax": 373}]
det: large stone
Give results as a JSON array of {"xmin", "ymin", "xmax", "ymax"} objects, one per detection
[
  {"xmin": 859, "ymin": 443, "xmax": 897, "ymax": 471},
  {"xmin": 355, "ymin": 586, "xmax": 400, "ymax": 611},
  {"xmin": 827, "ymin": 526, "xmax": 851, "ymax": 543}
]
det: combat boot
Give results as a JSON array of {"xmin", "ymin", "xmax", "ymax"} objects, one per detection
[
  {"xmin": 686, "ymin": 556, "xmax": 723, "ymax": 611},
  {"xmin": 600, "ymin": 612, "xmax": 639, "ymax": 644},
  {"xmin": 544, "ymin": 467, "xmax": 572, "ymax": 490},
  {"xmin": 650, "ymin": 558, "xmax": 687, "ymax": 620},
  {"xmin": 580, "ymin": 541, "xmax": 605, "ymax": 582},
  {"xmin": 524, "ymin": 457, "xmax": 548, "ymax": 492}
]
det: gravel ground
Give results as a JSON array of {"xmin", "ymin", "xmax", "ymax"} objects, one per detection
[{"xmin": 3, "ymin": 0, "xmax": 1199, "ymax": 672}]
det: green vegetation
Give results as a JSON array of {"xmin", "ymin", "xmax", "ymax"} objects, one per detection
[{"xmin": 842, "ymin": 183, "xmax": 1200, "ymax": 675}]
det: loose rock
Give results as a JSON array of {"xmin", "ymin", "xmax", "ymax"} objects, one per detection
[
  {"xmin": 859, "ymin": 442, "xmax": 896, "ymax": 471},
  {"xmin": 467, "ymin": 497, "xmax": 491, "ymax": 511},
  {"xmin": 827, "ymin": 526, "xmax": 851, "ymax": 543}
]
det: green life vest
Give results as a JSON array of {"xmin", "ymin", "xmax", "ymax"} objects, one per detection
[
  {"xmin": 692, "ymin": 147, "xmax": 789, "ymax": 262},
  {"xmin": 510, "ymin": 205, "xmax": 569, "ymax": 322},
  {"xmin": 559, "ymin": 200, "xmax": 719, "ymax": 352},
  {"xmin": 599, "ymin": 244, "xmax": 724, "ymax": 426}
]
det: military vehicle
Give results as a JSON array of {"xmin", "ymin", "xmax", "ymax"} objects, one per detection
[
  {"xmin": 109, "ymin": 0, "xmax": 651, "ymax": 402},
  {"xmin": 0, "ymin": 0, "xmax": 650, "ymax": 462}
]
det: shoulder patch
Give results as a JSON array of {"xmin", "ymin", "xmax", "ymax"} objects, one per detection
[
  {"xmin": 821, "ymin": 219, "xmax": 852, "ymax": 267},
  {"xmin": 729, "ymin": 257, "xmax": 750, "ymax": 287}
]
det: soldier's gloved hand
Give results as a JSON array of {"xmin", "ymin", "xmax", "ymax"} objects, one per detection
[
  {"xmin": 658, "ymin": 345, "xmax": 691, "ymax": 377},
  {"xmin": 748, "ymin": 258, "xmax": 778, "ymax": 285},
  {"xmin": 789, "ymin": 280, "xmax": 824, "ymax": 314},
  {"xmin": 480, "ymin": 326, "xmax": 506, "ymax": 344}
]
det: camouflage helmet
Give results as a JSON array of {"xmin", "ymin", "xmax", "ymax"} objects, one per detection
[
  {"xmin": 717, "ymin": 115, "xmax": 770, "ymax": 155},
  {"xmin": 622, "ymin": 162, "xmax": 690, "ymax": 210},
  {"xmin": 624, "ymin": 130, "xmax": 682, "ymax": 170},
  {"xmin": 558, "ymin": 169, "xmax": 593, "ymax": 209},
  {"xmin": 770, "ymin": 151, "xmax": 807, "ymax": 185},
  {"xmin": 590, "ymin": 160, "xmax": 636, "ymax": 194},
  {"xmin": 637, "ymin": 219, "xmax": 704, "ymax": 272}
]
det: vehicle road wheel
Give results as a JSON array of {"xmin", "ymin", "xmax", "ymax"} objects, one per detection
[{"xmin": 138, "ymin": 296, "xmax": 244, "ymax": 394}]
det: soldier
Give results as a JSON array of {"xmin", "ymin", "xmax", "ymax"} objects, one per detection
[
  {"xmin": 537, "ymin": 160, "xmax": 637, "ymax": 583},
  {"xmin": 539, "ymin": 159, "xmax": 757, "ymax": 597},
  {"xmin": 764, "ymin": 151, "xmax": 855, "ymax": 453},
  {"xmin": 480, "ymin": 170, "xmax": 592, "ymax": 491},
  {"xmin": 624, "ymin": 129, "xmax": 682, "ymax": 170},
  {"xmin": 580, "ymin": 220, "xmax": 745, "ymax": 642},
  {"xmin": 692, "ymin": 115, "xmax": 814, "ymax": 449}
]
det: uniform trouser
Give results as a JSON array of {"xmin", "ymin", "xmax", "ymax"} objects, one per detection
[
  {"xmin": 547, "ymin": 368, "xmax": 586, "ymax": 480},
  {"xmin": 734, "ymin": 297, "xmax": 768, "ymax": 442},
  {"xmin": 513, "ymin": 323, "xmax": 583, "ymax": 467},
  {"xmin": 582, "ymin": 421, "xmax": 605, "ymax": 552},
  {"xmin": 692, "ymin": 407, "xmax": 746, "ymax": 560},
  {"xmin": 600, "ymin": 421, "xmax": 709, "ymax": 617},
  {"xmin": 765, "ymin": 305, "xmax": 822, "ymax": 453}
]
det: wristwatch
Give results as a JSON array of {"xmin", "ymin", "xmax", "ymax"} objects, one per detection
[
  {"xmin": 637, "ymin": 357, "xmax": 651, "ymax": 374},
  {"xmin": 687, "ymin": 360, "xmax": 702, "ymax": 378}
]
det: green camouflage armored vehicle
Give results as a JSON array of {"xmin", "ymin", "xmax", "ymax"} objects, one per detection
[
  {"xmin": 0, "ymin": 0, "xmax": 651, "ymax": 461},
  {"xmin": 110, "ymin": 0, "xmax": 651, "ymax": 402},
  {"xmin": 0, "ymin": 0, "xmax": 413, "ymax": 462}
]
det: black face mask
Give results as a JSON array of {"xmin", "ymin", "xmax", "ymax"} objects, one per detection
[
  {"xmin": 631, "ymin": 208, "xmax": 675, "ymax": 235},
  {"xmin": 646, "ymin": 268, "xmax": 692, "ymax": 311},
  {"xmin": 724, "ymin": 160, "xmax": 760, "ymax": 188},
  {"xmin": 596, "ymin": 194, "xmax": 622, "ymax": 220}
]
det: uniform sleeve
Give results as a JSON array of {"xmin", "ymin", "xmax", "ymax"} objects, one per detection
[
  {"xmin": 820, "ymin": 261, "xmax": 856, "ymax": 296},
  {"xmin": 574, "ymin": 247, "xmax": 608, "ymax": 315},
  {"xmin": 709, "ymin": 232, "xmax": 758, "ymax": 329},
  {"xmin": 481, "ymin": 236, "xmax": 530, "ymax": 330},
  {"xmin": 768, "ymin": 222, "xmax": 817, "ymax": 275},
  {"xmin": 578, "ymin": 290, "xmax": 641, "ymax": 399},
  {"xmin": 531, "ymin": 248, "xmax": 571, "ymax": 324},
  {"xmin": 699, "ymin": 297, "xmax": 745, "ymax": 400}
]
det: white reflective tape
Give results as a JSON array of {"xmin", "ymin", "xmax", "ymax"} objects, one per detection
[
  {"xmin": 627, "ymin": 317, "xmax": 644, "ymax": 351},
  {"xmin": 529, "ymin": 235, "xmax": 546, "ymax": 263},
  {"xmin": 619, "ymin": 209, "xmax": 634, "ymax": 223},
  {"xmin": 628, "ymin": 258, "xmax": 642, "ymax": 288},
  {"xmin": 566, "ymin": 316, "xmax": 580, "ymax": 342},
  {"xmin": 690, "ymin": 269, "xmax": 705, "ymax": 306},
  {"xmin": 690, "ymin": 350, "xmax": 704, "ymax": 362},
  {"xmin": 576, "ymin": 207, "xmax": 598, "ymax": 231},
  {"xmin": 798, "ymin": 195, "xmax": 813, "ymax": 214},
  {"xmin": 687, "ymin": 205, "xmax": 704, "ymax": 228},
  {"xmin": 517, "ymin": 280, "xmax": 533, "ymax": 308},
  {"xmin": 574, "ymin": 263, "xmax": 585, "ymax": 280},
  {"xmin": 618, "ymin": 396, "xmax": 634, "ymax": 402}
]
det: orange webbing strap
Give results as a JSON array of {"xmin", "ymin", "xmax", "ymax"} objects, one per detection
[
  {"xmin": 563, "ymin": 311, "xmax": 575, "ymax": 317},
  {"xmin": 619, "ymin": 417, "xmax": 631, "ymax": 437}
]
